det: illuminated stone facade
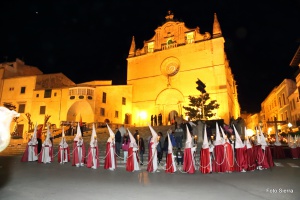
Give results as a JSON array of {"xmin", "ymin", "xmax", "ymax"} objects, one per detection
[
  {"xmin": 0, "ymin": 12, "xmax": 241, "ymax": 140},
  {"xmin": 127, "ymin": 12, "xmax": 240, "ymax": 126}
]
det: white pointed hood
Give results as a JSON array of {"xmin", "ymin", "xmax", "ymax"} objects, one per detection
[
  {"xmin": 148, "ymin": 124, "xmax": 158, "ymax": 143},
  {"xmin": 214, "ymin": 122, "xmax": 222, "ymax": 145},
  {"xmin": 46, "ymin": 124, "xmax": 51, "ymax": 142},
  {"xmin": 90, "ymin": 123, "xmax": 97, "ymax": 146},
  {"xmin": 233, "ymin": 125, "xmax": 244, "ymax": 149},
  {"xmin": 244, "ymin": 128, "xmax": 252, "ymax": 149},
  {"xmin": 106, "ymin": 123, "xmax": 115, "ymax": 143},
  {"xmin": 259, "ymin": 127, "xmax": 267, "ymax": 146},
  {"xmin": 74, "ymin": 122, "xmax": 82, "ymax": 141},
  {"xmin": 127, "ymin": 128, "xmax": 137, "ymax": 147},
  {"xmin": 167, "ymin": 132, "xmax": 173, "ymax": 153},
  {"xmin": 220, "ymin": 126, "xmax": 227, "ymax": 144},
  {"xmin": 185, "ymin": 125, "xmax": 193, "ymax": 148},
  {"xmin": 202, "ymin": 124, "xmax": 209, "ymax": 149},
  {"xmin": 31, "ymin": 123, "xmax": 38, "ymax": 141},
  {"xmin": 59, "ymin": 126, "xmax": 67, "ymax": 146}
]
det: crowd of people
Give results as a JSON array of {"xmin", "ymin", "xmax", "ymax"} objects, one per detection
[{"xmin": 21, "ymin": 121, "xmax": 279, "ymax": 174}]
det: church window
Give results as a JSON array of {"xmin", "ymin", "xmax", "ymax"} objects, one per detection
[
  {"xmin": 122, "ymin": 97, "xmax": 126, "ymax": 105},
  {"xmin": 186, "ymin": 32, "xmax": 194, "ymax": 44},
  {"xmin": 148, "ymin": 42, "xmax": 154, "ymax": 53},
  {"xmin": 20, "ymin": 86, "xmax": 26, "ymax": 94},
  {"xmin": 44, "ymin": 89, "xmax": 52, "ymax": 98},
  {"xmin": 40, "ymin": 106, "xmax": 46, "ymax": 114},
  {"xmin": 102, "ymin": 92, "xmax": 106, "ymax": 103},
  {"xmin": 18, "ymin": 104, "xmax": 25, "ymax": 113},
  {"xmin": 100, "ymin": 108, "xmax": 105, "ymax": 116},
  {"xmin": 115, "ymin": 111, "xmax": 119, "ymax": 118}
]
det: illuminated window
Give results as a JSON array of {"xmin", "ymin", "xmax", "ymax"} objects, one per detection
[
  {"xmin": 20, "ymin": 87, "xmax": 26, "ymax": 94},
  {"xmin": 186, "ymin": 32, "xmax": 194, "ymax": 44},
  {"xmin": 282, "ymin": 93, "xmax": 286, "ymax": 105},
  {"xmin": 44, "ymin": 89, "xmax": 52, "ymax": 98},
  {"xmin": 148, "ymin": 42, "xmax": 154, "ymax": 53},
  {"xmin": 40, "ymin": 106, "xmax": 46, "ymax": 114},
  {"xmin": 122, "ymin": 97, "xmax": 126, "ymax": 105},
  {"xmin": 102, "ymin": 92, "xmax": 106, "ymax": 103},
  {"xmin": 100, "ymin": 108, "xmax": 105, "ymax": 116},
  {"xmin": 18, "ymin": 104, "xmax": 25, "ymax": 113},
  {"xmin": 115, "ymin": 111, "xmax": 119, "ymax": 118}
]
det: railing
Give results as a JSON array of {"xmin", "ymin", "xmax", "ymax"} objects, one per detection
[{"xmin": 162, "ymin": 42, "xmax": 177, "ymax": 50}]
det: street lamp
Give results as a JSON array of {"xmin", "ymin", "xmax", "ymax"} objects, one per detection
[{"xmin": 288, "ymin": 122, "xmax": 292, "ymax": 132}]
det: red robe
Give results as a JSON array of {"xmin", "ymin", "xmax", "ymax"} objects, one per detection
[
  {"xmin": 165, "ymin": 152, "xmax": 176, "ymax": 173},
  {"xmin": 224, "ymin": 142, "xmax": 234, "ymax": 172},
  {"xmin": 58, "ymin": 146, "xmax": 70, "ymax": 163},
  {"xmin": 72, "ymin": 141, "xmax": 86, "ymax": 166},
  {"xmin": 254, "ymin": 145, "xmax": 269, "ymax": 169},
  {"xmin": 234, "ymin": 146, "xmax": 247, "ymax": 172},
  {"xmin": 86, "ymin": 146, "xmax": 99, "ymax": 168},
  {"xmin": 265, "ymin": 146, "xmax": 274, "ymax": 168},
  {"xmin": 21, "ymin": 139, "xmax": 38, "ymax": 162},
  {"xmin": 104, "ymin": 142, "xmax": 116, "ymax": 170},
  {"xmin": 183, "ymin": 148, "xmax": 195, "ymax": 174},
  {"xmin": 126, "ymin": 147, "xmax": 139, "ymax": 172},
  {"xmin": 200, "ymin": 148, "xmax": 211, "ymax": 174},
  {"xmin": 147, "ymin": 142, "xmax": 156, "ymax": 172},
  {"xmin": 290, "ymin": 147, "xmax": 299, "ymax": 159},
  {"xmin": 213, "ymin": 145, "xmax": 226, "ymax": 173},
  {"xmin": 245, "ymin": 147, "xmax": 256, "ymax": 171}
]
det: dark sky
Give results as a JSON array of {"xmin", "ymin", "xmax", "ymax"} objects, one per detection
[{"xmin": 1, "ymin": 0, "xmax": 300, "ymax": 114}]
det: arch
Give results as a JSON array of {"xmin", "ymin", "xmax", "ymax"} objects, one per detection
[{"xmin": 66, "ymin": 101, "xmax": 94, "ymax": 123}]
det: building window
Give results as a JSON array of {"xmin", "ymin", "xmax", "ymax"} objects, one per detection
[
  {"xmin": 36, "ymin": 94, "xmax": 39, "ymax": 98},
  {"xmin": 282, "ymin": 93, "xmax": 286, "ymax": 105},
  {"xmin": 18, "ymin": 104, "xmax": 25, "ymax": 113},
  {"xmin": 9, "ymin": 87, "xmax": 14, "ymax": 91},
  {"xmin": 278, "ymin": 97, "xmax": 282, "ymax": 108},
  {"xmin": 44, "ymin": 89, "xmax": 52, "ymax": 98},
  {"xmin": 102, "ymin": 92, "xmax": 106, "ymax": 103},
  {"xmin": 54, "ymin": 92, "xmax": 57, "ymax": 97},
  {"xmin": 148, "ymin": 42, "xmax": 154, "ymax": 53},
  {"xmin": 115, "ymin": 111, "xmax": 119, "ymax": 118},
  {"xmin": 20, "ymin": 87, "xmax": 26, "ymax": 94},
  {"xmin": 40, "ymin": 106, "xmax": 46, "ymax": 114},
  {"xmin": 122, "ymin": 97, "xmax": 126, "ymax": 105},
  {"xmin": 100, "ymin": 108, "xmax": 105, "ymax": 116}
]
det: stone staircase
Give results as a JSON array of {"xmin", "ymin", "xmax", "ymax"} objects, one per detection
[{"xmin": 0, "ymin": 125, "xmax": 175, "ymax": 157}]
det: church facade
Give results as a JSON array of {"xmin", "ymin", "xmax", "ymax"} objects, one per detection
[
  {"xmin": 0, "ymin": 11, "xmax": 240, "ymax": 140},
  {"xmin": 127, "ymin": 11, "xmax": 240, "ymax": 126}
]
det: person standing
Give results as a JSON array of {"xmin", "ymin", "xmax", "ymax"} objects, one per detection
[
  {"xmin": 233, "ymin": 125, "xmax": 247, "ymax": 172},
  {"xmin": 157, "ymin": 132, "xmax": 163, "ymax": 164},
  {"xmin": 21, "ymin": 124, "xmax": 39, "ymax": 162},
  {"xmin": 154, "ymin": 115, "xmax": 157, "ymax": 126},
  {"xmin": 200, "ymin": 124, "xmax": 211, "ymax": 174},
  {"xmin": 104, "ymin": 124, "xmax": 116, "ymax": 171},
  {"xmin": 213, "ymin": 123, "xmax": 226, "ymax": 173},
  {"xmin": 220, "ymin": 126, "xmax": 234, "ymax": 173},
  {"xmin": 118, "ymin": 125, "xmax": 126, "ymax": 144},
  {"xmin": 158, "ymin": 113, "xmax": 162, "ymax": 126},
  {"xmin": 133, "ymin": 130, "xmax": 139, "ymax": 143},
  {"xmin": 147, "ymin": 125, "xmax": 159, "ymax": 173},
  {"xmin": 36, "ymin": 125, "xmax": 43, "ymax": 153},
  {"xmin": 58, "ymin": 127, "xmax": 70, "ymax": 164},
  {"xmin": 138, "ymin": 137, "xmax": 145, "ymax": 165},
  {"xmin": 174, "ymin": 124, "xmax": 184, "ymax": 149},
  {"xmin": 122, "ymin": 135, "xmax": 130, "ymax": 163},
  {"xmin": 38, "ymin": 126, "xmax": 53, "ymax": 164},
  {"xmin": 165, "ymin": 131, "xmax": 177, "ymax": 173},
  {"xmin": 115, "ymin": 128, "xmax": 122, "ymax": 157},
  {"xmin": 72, "ymin": 123, "xmax": 86, "ymax": 167},
  {"xmin": 87, "ymin": 124, "xmax": 99, "ymax": 169},
  {"xmin": 183, "ymin": 125, "xmax": 196, "ymax": 174},
  {"xmin": 151, "ymin": 115, "xmax": 154, "ymax": 126},
  {"xmin": 126, "ymin": 129, "xmax": 140, "ymax": 172}
]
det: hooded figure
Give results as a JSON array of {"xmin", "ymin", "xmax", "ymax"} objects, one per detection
[
  {"xmin": 165, "ymin": 129, "xmax": 177, "ymax": 173},
  {"xmin": 126, "ymin": 129, "xmax": 140, "ymax": 172},
  {"xmin": 200, "ymin": 124, "xmax": 211, "ymax": 174},
  {"xmin": 289, "ymin": 135, "xmax": 299, "ymax": 159},
  {"xmin": 244, "ymin": 129, "xmax": 256, "ymax": 171},
  {"xmin": 104, "ymin": 124, "xmax": 116, "ymax": 171},
  {"xmin": 58, "ymin": 127, "xmax": 70, "ymax": 164},
  {"xmin": 253, "ymin": 127, "xmax": 265, "ymax": 170},
  {"xmin": 38, "ymin": 125, "xmax": 53, "ymax": 164},
  {"xmin": 72, "ymin": 123, "xmax": 86, "ymax": 167},
  {"xmin": 147, "ymin": 125, "xmax": 159, "ymax": 173},
  {"xmin": 221, "ymin": 126, "xmax": 234, "ymax": 173},
  {"xmin": 233, "ymin": 125, "xmax": 247, "ymax": 172},
  {"xmin": 21, "ymin": 123, "xmax": 39, "ymax": 162},
  {"xmin": 212, "ymin": 122, "xmax": 226, "ymax": 173},
  {"xmin": 183, "ymin": 125, "xmax": 196, "ymax": 174},
  {"xmin": 259, "ymin": 128, "xmax": 273, "ymax": 169},
  {"xmin": 87, "ymin": 123, "xmax": 99, "ymax": 169}
]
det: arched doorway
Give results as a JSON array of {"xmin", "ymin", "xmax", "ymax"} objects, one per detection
[
  {"xmin": 66, "ymin": 101, "xmax": 94, "ymax": 123},
  {"xmin": 156, "ymin": 88, "xmax": 184, "ymax": 125},
  {"xmin": 168, "ymin": 110, "xmax": 178, "ymax": 125}
]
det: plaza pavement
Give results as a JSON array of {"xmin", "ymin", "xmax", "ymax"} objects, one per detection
[{"xmin": 0, "ymin": 155, "xmax": 299, "ymax": 200}]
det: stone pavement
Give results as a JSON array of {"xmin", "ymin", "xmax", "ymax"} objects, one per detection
[{"xmin": 0, "ymin": 156, "xmax": 300, "ymax": 200}]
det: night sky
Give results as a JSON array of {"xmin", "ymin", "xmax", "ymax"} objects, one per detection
[{"xmin": 1, "ymin": 0, "xmax": 300, "ymax": 114}]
